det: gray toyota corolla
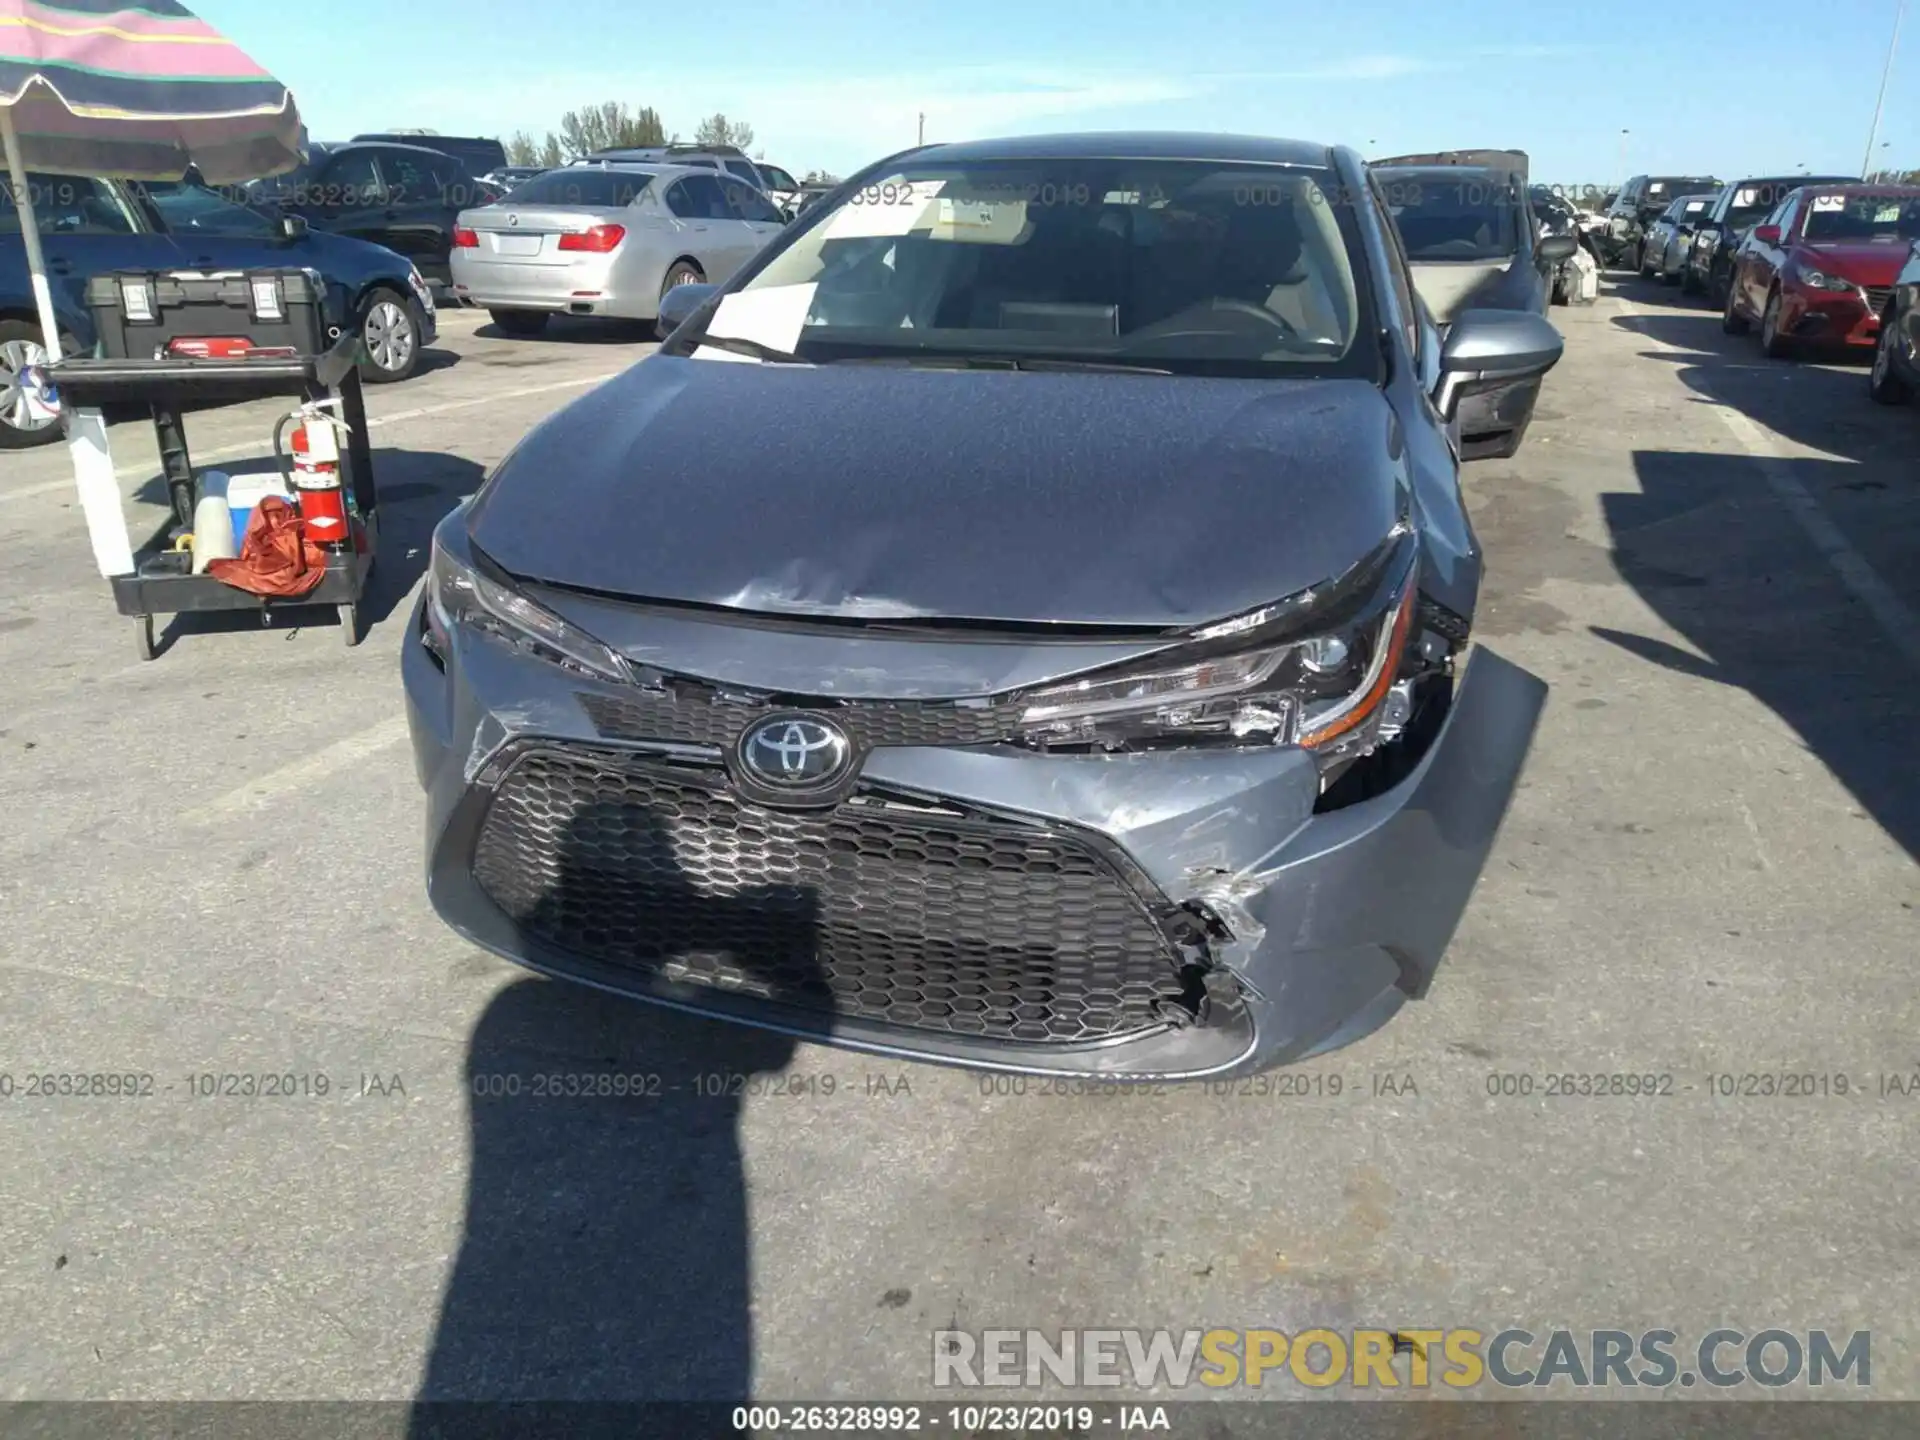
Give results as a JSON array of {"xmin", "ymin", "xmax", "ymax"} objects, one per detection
[{"xmin": 404, "ymin": 132, "xmax": 1562, "ymax": 1079}]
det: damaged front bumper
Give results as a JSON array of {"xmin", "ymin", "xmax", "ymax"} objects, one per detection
[{"xmin": 404, "ymin": 595, "xmax": 1547, "ymax": 1079}]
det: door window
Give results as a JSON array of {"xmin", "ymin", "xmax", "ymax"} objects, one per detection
[
  {"xmin": 317, "ymin": 151, "xmax": 383, "ymax": 208},
  {"xmin": 0, "ymin": 174, "xmax": 136, "ymax": 234},
  {"xmin": 719, "ymin": 177, "xmax": 783, "ymax": 223},
  {"xmin": 667, "ymin": 174, "xmax": 729, "ymax": 219},
  {"xmin": 377, "ymin": 149, "xmax": 441, "ymax": 205}
]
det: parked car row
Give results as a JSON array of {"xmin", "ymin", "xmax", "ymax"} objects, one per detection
[
  {"xmin": 0, "ymin": 172, "xmax": 437, "ymax": 446},
  {"xmin": 1600, "ymin": 168, "xmax": 1920, "ymax": 409}
]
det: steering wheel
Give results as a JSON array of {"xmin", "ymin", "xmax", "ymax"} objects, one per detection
[{"xmin": 1126, "ymin": 297, "xmax": 1299, "ymax": 347}]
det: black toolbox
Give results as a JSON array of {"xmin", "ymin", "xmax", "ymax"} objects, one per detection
[{"xmin": 85, "ymin": 266, "xmax": 330, "ymax": 360}]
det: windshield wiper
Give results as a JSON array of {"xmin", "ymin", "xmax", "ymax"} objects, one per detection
[
  {"xmin": 688, "ymin": 334, "xmax": 805, "ymax": 364},
  {"xmin": 832, "ymin": 354, "xmax": 1172, "ymax": 375}
]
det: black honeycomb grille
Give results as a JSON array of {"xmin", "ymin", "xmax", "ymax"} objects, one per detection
[
  {"xmin": 577, "ymin": 689, "xmax": 1018, "ymax": 749},
  {"xmin": 471, "ymin": 747, "xmax": 1193, "ymax": 1045}
]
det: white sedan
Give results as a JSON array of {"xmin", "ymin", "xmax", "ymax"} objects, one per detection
[{"xmin": 450, "ymin": 163, "xmax": 787, "ymax": 337}]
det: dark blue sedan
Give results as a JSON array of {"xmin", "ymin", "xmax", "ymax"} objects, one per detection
[{"xmin": 0, "ymin": 174, "xmax": 438, "ymax": 448}]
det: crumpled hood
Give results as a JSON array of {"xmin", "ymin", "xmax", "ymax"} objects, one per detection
[
  {"xmin": 1796, "ymin": 241, "xmax": 1909, "ymax": 286},
  {"xmin": 466, "ymin": 356, "xmax": 1407, "ymax": 628}
]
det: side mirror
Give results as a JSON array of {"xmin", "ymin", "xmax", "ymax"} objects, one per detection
[
  {"xmin": 1752, "ymin": 224, "xmax": 1782, "ymax": 245},
  {"xmin": 1536, "ymin": 233, "xmax": 1577, "ymax": 265},
  {"xmin": 656, "ymin": 281, "xmax": 720, "ymax": 335},
  {"xmin": 1435, "ymin": 308, "xmax": 1565, "ymax": 435},
  {"xmin": 278, "ymin": 214, "xmax": 308, "ymax": 241}
]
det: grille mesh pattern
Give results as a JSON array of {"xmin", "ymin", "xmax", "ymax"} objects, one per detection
[
  {"xmin": 578, "ymin": 689, "xmax": 1017, "ymax": 749},
  {"xmin": 471, "ymin": 748, "xmax": 1191, "ymax": 1044}
]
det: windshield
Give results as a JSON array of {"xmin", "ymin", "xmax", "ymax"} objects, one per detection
[
  {"xmin": 685, "ymin": 158, "xmax": 1372, "ymax": 379},
  {"xmin": 500, "ymin": 169, "xmax": 653, "ymax": 207},
  {"xmin": 760, "ymin": 165, "xmax": 798, "ymax": 191},
  {"xmin": 1801, "ymin": 192, "xmax": 1920, "ymax": 242},
  {"xmin": 1640, "ymin": 177, "xmax": 1717, "ymax": 214},
  {"xmin": 1374, "ymin": 167, "xmax": 1520, "ymax": 261},
  {"xmin": 139, "ymin": 182, "xmax": 278, "ymax": 236}
]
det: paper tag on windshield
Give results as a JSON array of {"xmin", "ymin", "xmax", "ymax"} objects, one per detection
[
  {"xmin": 704, "ymin": 281, "xmax": 819, "ymax": 356},
  {"xmin": 819, "ymin": 179, "xmax": 945, "ymax": 239},
  {"xmin": 1812, "ymin": 194, "xmax": 1845, "ymax": 211}
]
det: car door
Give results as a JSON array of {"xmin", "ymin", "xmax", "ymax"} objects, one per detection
[
  {"xmin": 294, "ymin": 148, "xmax": 390, "ymax": 246},
  {"xmin": 372, "ymin": 148, "xmax": 455, "ymax": 281},
  {"xmin": 1750, "ymin": 193, "xmax": 1799, "ymax": 300},
  {"xmin": 1737, "ymin": 195, "xmax": 1793, "ymax": 312},
  {"xmin": 662, "ymin": 174, "xmax": 741, "ymax": 279},
  {"xmin": 2, "ymin": 175, "xmax": 156, "ymax": 320},
  {"xmin": 717, "ymin": 176, "xmax": 786, "ymax": 267}
]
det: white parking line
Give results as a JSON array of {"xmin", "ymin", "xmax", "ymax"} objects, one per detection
[
  {"xmin": 1617, "ymin": 294, "xmax": 1920, "ymax": 674},
  {"xmin": 0, "ymin": 371, "xmax": 625, "ymax": 506},
  {"xmin": 180, "ymin": 716, "xmax": 411, "ymax": 827}
]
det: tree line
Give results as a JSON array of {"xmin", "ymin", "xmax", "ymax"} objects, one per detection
[{"xmin": 505, "ymin": 103, "xmax": 757, "ymax": 166}]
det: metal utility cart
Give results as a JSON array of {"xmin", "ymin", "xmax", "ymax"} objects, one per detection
[{"xmin": 48, "ymin": 267, "xmax": 380, "ymax": 660}]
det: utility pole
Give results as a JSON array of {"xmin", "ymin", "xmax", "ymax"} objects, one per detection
[
  {"xmin": 918, "ymin": 112, "xmax": 925, "ymax": 146},
  {"xmin": 1863, "ymin": 0, "xmax": 1907, "ymax": 177}
]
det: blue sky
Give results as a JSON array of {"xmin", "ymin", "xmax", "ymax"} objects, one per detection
[{"xmin": 202, "ymin": 0, "xmax": 1915, "ymax": 186}]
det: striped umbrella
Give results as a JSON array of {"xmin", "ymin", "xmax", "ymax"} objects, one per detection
[{"xmin": 0, "ymin": 0, "xmax": 304, "ymax": 359}]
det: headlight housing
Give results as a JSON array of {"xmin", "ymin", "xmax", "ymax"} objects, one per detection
[
  {"xmin": 1798, "ymin": 268, "xmax": 1856, "ymax": 293},
  {"xmin": 425, "ymin": 522, "xmax": 630, "ymax": 683},
  {"xmin": 1013, "ymin": 534, "xmax": 1422, "ymax": 769}
]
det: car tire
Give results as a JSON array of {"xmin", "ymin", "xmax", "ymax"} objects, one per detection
[
  {"xmin": 356, "ymin": 288, "xmax": 424, "ymax": 384},
  {"xmin": 488, "ymin": 309, "xmax": 551, "ymax": 337},
  {"xmin": 0, "ymin": 321, "xmax": 81, "ymax": 450},
  {"xmin": 654, "ymin": 260, "xmax": 706, "ymax": 339},
  {"xmin": 1868, "ymin": 306, "xmax": 1913, "ymax": 405},
  {"xmin": 1679, "ymin": 265, "xmax": 1702, "ymax": 296},
  {"xmin": 1759, "ymin": 289, "xmax": 1795, "ymax": 359},
  {"xmin": 1721, "ymin": 277, "xmax": 1751, "ymax": 335}
]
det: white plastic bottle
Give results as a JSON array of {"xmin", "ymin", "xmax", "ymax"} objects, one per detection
[{"xmin": 191, "ymin": 479, "xmax": 238, "ymax": 574}]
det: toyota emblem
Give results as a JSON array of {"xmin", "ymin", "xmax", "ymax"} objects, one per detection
[{"xmin": 738, "ymin": 714, "xmax": 853, "ymax": 790}]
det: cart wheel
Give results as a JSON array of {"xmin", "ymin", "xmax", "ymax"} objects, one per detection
[
  {"xmin": 339, "ymin": 601, "xmax": 361, "ymax": 647},
  {"xmin": 133, "ymin": 613, "xmax": 156, "ymax": 662}
]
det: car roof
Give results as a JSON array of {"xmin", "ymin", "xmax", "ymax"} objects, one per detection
[
  {"xmin": 902, "ymin": 131, "xmax": 1333, "ymax": 166},
  {"xmin": 1732, "ymin": 173, "xmax": 1856, "ymax": 185},
  {"xmin": 1795, "ymin": 181, "xmax": 1920, "ymax": 195},
  {"xmin": 331, "ymin": 140, "xmax": 459, "ymax": 160}
]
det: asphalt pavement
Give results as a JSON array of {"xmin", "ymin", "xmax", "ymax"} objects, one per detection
[{"xmin": 0, "ymin": 287, "xmax": 1916, "ymax": 1403}]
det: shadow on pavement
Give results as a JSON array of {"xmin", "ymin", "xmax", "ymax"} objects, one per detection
[
  {"xmin": 1598, "ymin": 448, "xmax": 1920, "ymax": 863},
  {"xmin": 410, "ymin": 800, "xmax": 822, "ymax": 1428},
  {"xmin": 1608, "ymin": 287, "xmax": 1914, "ymax": 468}
]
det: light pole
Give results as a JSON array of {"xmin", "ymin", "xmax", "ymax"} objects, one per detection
[
  {"xmin": 1864, "ymin": 0, "xmax": 1906, "ymax": 176},
  {"xmin": 1617, "ymin": 128, "xmax": 1630, "ymax": 185},
  {"xmin": 917, "ymin": 112, "xmax": 925, "ymax": 146}
]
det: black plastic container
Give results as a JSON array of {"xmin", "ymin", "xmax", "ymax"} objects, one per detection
[{"xmin": 85, "ymin": 267, "xmax": 329, "ymax": 361}]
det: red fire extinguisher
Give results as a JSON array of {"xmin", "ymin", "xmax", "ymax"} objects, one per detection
[{"xmin": 273, "ymin": 397, "xmax": 354, "ymax": 546}]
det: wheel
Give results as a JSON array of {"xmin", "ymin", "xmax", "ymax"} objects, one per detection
[
  {"xmin": 355, "ymin": 288, "xmax": 425, "ymax": 383},
  {"xmin": 653, "ymin": 261, "xmax": 705, "ymax": 338},
  {"xmin": 1869, "ymin": 307, "xmax": 1914, "ymax": 405},
  {"xmin": 1680, "ymin": 264, "xmax": 1702, "ymax": 296},
  {"xmin": 1631, "ymin": 243, "xmax": 1647, "ymax": 276},
  {"xmin": 489, "ymin": 308, "xmax": 550, "ymax": 337},
  {"xmin": 0, "ymin": 321, "xmax": 80, "ymax": 449},
  {"xmin": 339, "ymin": 601, "xmax": 361, "ymax": 647},
  {"xmin": 133, "ymin": 613, "xmax": 155, "ymax": 662},
  {"xmin": 1721, "ymin": 275, "xmax": 1751, "ymax": 335},
  {"xmin": 1759, "ymin": 289, "xmax": 1794, "ymax": 359}
]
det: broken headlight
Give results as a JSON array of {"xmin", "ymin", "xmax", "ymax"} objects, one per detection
[
  {"xmin": 425, "ymin": 521, "xmax": 630, "ymax": 683},
  {"xmin": 1015, "ymin": 537, "xmax": 1422, "ymax": 766}
]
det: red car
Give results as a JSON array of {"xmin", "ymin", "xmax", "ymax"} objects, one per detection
[{"xmin": 1722, "ymin": 183, "xmax": 1920, "ymax": 358}]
